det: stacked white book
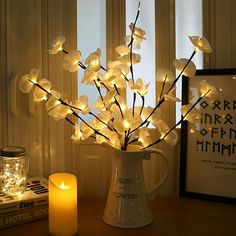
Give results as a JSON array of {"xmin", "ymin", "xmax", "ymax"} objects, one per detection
[{"xmin": 0, "ymin": 176, "xmax": 48, "ymax": 228}]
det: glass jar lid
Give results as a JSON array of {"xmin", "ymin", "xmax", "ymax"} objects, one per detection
[{"xmin": 0, "ymin": 146, "xmax": 26, "ymax": 157}]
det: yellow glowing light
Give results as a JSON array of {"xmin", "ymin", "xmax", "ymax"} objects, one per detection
[
  {"xmin": 190, "ymin": 129, "xmax": 195, "ymax": 133},
  {"xmin": 96, "ymin": 81, "xmax": 101, "ymax": 87},
  {"xmin": 55, "ymin": 100, "xmax": 61, "ymax": 106},
  {"xmin": 59, "ymin": 181, "xmax": 70, "ymax": 190},
  {"xmin": 123, "ymin": 120, "xmax": 130, "ymax": 129},
  {"xmin": 91, "ymin": 60, "xmax": 99, "ymax": 67},
  {"xmin": 219, "ymin": 88, "xmax": 223, "ymax": 92},
  {"xmin": 80, "ymin": 104, "xmax": 86, "ymax": 110},
  {"xmin": 60, "ymin": 181, "xmax": 65, "ymax": 188},
  {"xmin": 232, "ymin": 76, "xmax": 236, "ymax": 80},
  {"xmin": 160, "ymin": 134, "xmax": 165, "ymax": 139},
  {"xmin": 73, "ymin": 60, "xmax": 79, "ymax": 65},
  {"xmin": 120, "ymin": 104, "xmax": 126, "ymax": 111},
  {"xmin": 31, "ymin": 78, "xmax": 37, "ymax": 84},
  {"xmin": 138, "ymin": 137, "xmax": 144, "ymax": 143},
  {"xmin": 198, "ymin": 41, "xmax": 203, "ymax": 47}
]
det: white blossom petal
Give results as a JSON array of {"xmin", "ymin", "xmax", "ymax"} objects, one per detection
[
  {"xmin": 189, "ymin": 36, "xmax": 212, "ymax": 53},
  {"xmin": 71, "ymin": 124, "xmax": 82, "ymax": 142},
  {"xmin": 62, "ymin": 50, "xmax": 81, "ymax": 72},
  {"xmin": 49, "ymin": 36, "xmax": 65, "ymax": 54},
  {"xmin": 156, "ymin": 69, "xmax": 175, "ymax": 82},
  {"xmin": 173, "ymin": 58, "xmax": 196, "ymax": 77},
  {"xmin": 19, "ymin": 74, "xmax": 34, "ymax": 93},
  {"xmin": 115, "ymin": 45, "xmax": 130, "ymax": 57}
]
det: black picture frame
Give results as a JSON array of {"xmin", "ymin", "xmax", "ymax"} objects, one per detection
[{"xmin": 179, "ymin": 68, "xmax": 236, "ymax": 204}]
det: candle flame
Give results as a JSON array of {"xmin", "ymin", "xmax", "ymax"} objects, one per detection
[
  {"xmin": 60, "ymin": 181, "xmax": 66, "ymax": 189},
  {"xmin": 58, "ymin": 181, "xmax": 71, "ymax": 190}
]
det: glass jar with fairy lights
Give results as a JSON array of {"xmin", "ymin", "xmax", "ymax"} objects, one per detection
[{"xmin": 0, "ymin": 146, "xmax": 29, "ymax": 196}]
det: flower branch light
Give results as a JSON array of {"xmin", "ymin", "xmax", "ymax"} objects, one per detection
[{"xmin": 19, "ymin": 2, "xmax": 216, "ymax": 151}]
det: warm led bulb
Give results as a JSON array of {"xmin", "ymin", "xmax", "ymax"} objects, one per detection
[
  {"xmin": 60, "ymin": 181, "xmax": 65, "ymax": 189},
  {"xmin": 123, "ymin": 120, "xmax": 130, "ymax": 129},
  {"xmin": 91, "ymin": 60, "xmax": 99, "ymax": 67},
  {"xmin": 160, "ymin": 134, "xmax": 165, "ymax": 139},
  {"xmin": 73, "ymin": 60, "xmax": 79, "ymax": 65},
  {"xmin": 120, "ymin": 104, "xmax": 126, "ymax": 111},
  {"xmin": 30, "ymin": 78, "xmax": 37, "ymax": 84},
  {"xmin": 59, "ymin": 181, "xmax": 70, "ymax": 190},
  {"xmin": 55, "ymin": 100, "xmax": 61, "ymax": 106}
]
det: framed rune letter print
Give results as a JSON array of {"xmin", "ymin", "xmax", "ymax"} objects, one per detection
[{"xmin": 180, "ymin": 68, "xmax": 236, "ymax": 203}]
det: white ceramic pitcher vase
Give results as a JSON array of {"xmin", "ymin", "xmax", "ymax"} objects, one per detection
[{"xmin": 102, "ymin": 143, "xmax": 169, "ymax": 228}]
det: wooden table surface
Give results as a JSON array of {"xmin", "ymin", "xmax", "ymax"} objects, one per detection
[{"xmin": 1, "ymin": 197, "xmax": 236, "ymax": 236}]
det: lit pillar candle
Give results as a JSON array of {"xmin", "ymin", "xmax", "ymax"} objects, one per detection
[{"xmin": 49, "ymin": 173, "xmax": 77, "ymax": 236}]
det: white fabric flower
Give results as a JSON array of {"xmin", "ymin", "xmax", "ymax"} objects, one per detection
[
  {"xmin": 19, "ymin": 69, "xmax": 39, "ymax": 93},
  {"xmin": 119, "ymin": 53, "xmax": 141, "ymax": 66},
  {"xmin": 142, "ymin": 106, "xmax": 161, "ymax": 126},
  {"xmin": 110, "ymin": 96, "xmax": 127, "ymax": 120},
  {"xmin": 103, "ymin": 68, "xmax": 122, "ymax": 89},
  {"xmin": 72, "ymin": 95, "xmax": 90, "ymax": 115},
  {"xmin": 156, "ymin": 69, "xmax": 175, "ymax": 82},
  {"xmin": 98, "ymin": 129, "xmax": 121, "ymax": 149},
  {"xmin": 80, "ymin": 122, "xmax": 94, "ymax": 140},
  {"xmin": 97, "ymin": 111, "xmax": 112, "ymax": 123},
  {"xmin": 94, "ymin": 97, "xmax": 106, "ymax": 111},
  {"xmin": 128, "ymin": 78, "xmax": 149, "ymax": 96},
  {"xmin": 181, "ymin": 105, "xmax": 200, "ymax": 124},
  {"xmin": 189, "ymin": 36, "xmax": 212, "ymax": 53},
  {"xmin": 48, "ymin": 103, "xmax": 71, "ymax": 121},
  {"xmin": 71, "ymin": 124, "xmax": 82, "ymax": 142},
  {"xmin": 62, "ymin": 50, "xmax": 81, "ymax": 72},
  {"xmin": 115, "ymin": 45, "xmax": 130, "ymax": 57},
  {"xmin": 33, "ymin": 79, "xmax": 51, "ymax": 103},
  {"xmin": 108, "ymin": 60, "xmax": 130, "ymax": 75},
  {"xmin": 173, "ymin": 58, "xmax": 196, "ymax": 77},
  {"xmin": 129, "ymin": 23, "xmax": 146, "ymax": 40},
  {"xmin": 138, "ymin": 127, "xmax": 152, "ymax": 147},
  {"xmin": 46, "ymin": 90, "xmax": 61, "ymax": 111},
  {"xmin": 95, "ymin": 135, "xmax": 107, "ymax": 145},
  {"xmin": 164, "ymin": 129, "xmax": 178, "ymax": 146},
  {"xmin": 112, "ymin": 109, "xmax": 142, "ymax": 133},
  {"xmin": 125, "ymin": 23, "xmax": 146, "ymax": 49},
  {"xmin": 164, "ymin": 88, "xmax": 181, "ymax": 102},
  {"xmin": 81, "ymin": 67, "xmax": 102, "ymax": 85},
  {"xmin": 49, "ymin": 36, "xmax": 65, "ymax": 55},
  {"xmin": 85, "ymin": 48, "xmax": 101, "ymax": 71},
  {"xmin": 156, "ymin": 119, "xmax": 178, "ymax": 146},
  {"xmin": 164, "ymin": 94, "xmax": 181, "ymax": 102},
  {"xmin": 199, "ymin": 80, "xmax": 218, "ymax": 98},
  {"xmin": 103, "ymin": 90, "xmax": 116, "ymax": 107}
]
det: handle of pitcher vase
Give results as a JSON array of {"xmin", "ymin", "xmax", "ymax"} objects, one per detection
[{"xmin": 144, "ymin": 148, "xmax": 169, "ymax": 201}]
